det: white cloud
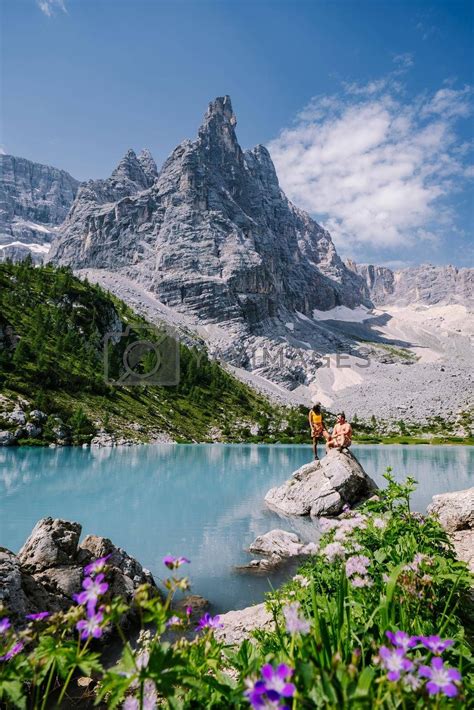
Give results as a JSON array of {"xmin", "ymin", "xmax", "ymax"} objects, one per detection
[
  {"xmin": 268, "ymin": 78, "xmax": 473, "ymax": 253},
  {"xmin": 0, "ymin": 146, "xmax": 6, "ymax": 155},
  {"xmin": 37, "ymin": 0, "xmax": 67, "ymax": 17}
]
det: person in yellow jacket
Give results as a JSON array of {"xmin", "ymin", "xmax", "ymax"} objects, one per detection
[{"xmin": 308, "ymin": 403, "xmax": 329, "ymax": 460}]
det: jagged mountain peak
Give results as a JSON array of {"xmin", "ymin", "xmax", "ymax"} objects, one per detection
[
  {"xmin": 137, "ymin": 149, "xmax": 158, "ymax": 181},
  {"xmin": 197, "ymin": 95, "xmax": 240, "ymax": 159},
  {"xmin": 110, "ymin": 148, "xmax": 150, "ymax": 187},
  {"xmin": 50, "ymin": 95, "xmax": 370, "ymax": 332}
]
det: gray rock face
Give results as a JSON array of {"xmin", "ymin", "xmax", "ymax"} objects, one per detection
[
  {"xmin": 18, "ymin": 518, "xmax": 82, "ymax": 572},
  {"xmin": 348, "ymin": 261, "xmax": 474, "ymax": 308},
  {"xmin": 427, "ymin": 487, "xmax": 474, "ymax": 533},
  {"xmin": 0, "ymin": 154, "xmax": 79, "ymax": 262},
  {"xmin": 428, "ymin": 487, "xmax": 474, "ymax": 573},
  {"xmin": 0, "ymin": 430, "xmax": 17, "ymax": 446},
  {"xmin": 49, "ymin": 96, "xmax": 369, "ymax": 329},
  {"xmin": 265, "ymin": 450, "xmax": 378, "ymax": 517},
  {"xmin": 249, "ymin": 529, "xmax": 305, "ymax": 557},
  {"xmin": 3, "ymin": 517, "xmax": 157, "ymax": 623},
  {"xmin": 214, "ymin": 602, "xmax": 274, "ymax": 645}
]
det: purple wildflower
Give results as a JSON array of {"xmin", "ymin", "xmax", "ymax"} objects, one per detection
[
  {"xmin": 419, "ymin": 657, "xmax": 461, "ymax": 697},
  {"xmin": 373, "ymin": 517, "xmax": 386, "ymax": 529},
  {"xmin": 322, "ymin": 541, "xmax": 345, "ymax": 563},
  {"xmin": 283, "ymin": 602, "xmax": 311, "ymax": 635},
  {"xmin": 185, "ymin": 606, "xmax": 192, "ymax": 616},
  {"xmin": 0, "ymin": 641, "xmax": 24, "ymax": 662},
  {"xmin": 162, "ymin": 555, "xmax": 190, "ymax": 570},
  {"xmin": 244, "ymin": 663, "xmax": 295, "ymax": 708},
  {"xmin": 122, "ymin": 680, "xmax": 157, "ymax": 710},
  {"xmin": 386, "ymin": 630, "xmax": 417, "ymax": 652},
  {"xmin": 418, "ymin": 634, "xmax": 454, "ymax": 655},
  {"xmin": 345, "ymin": 555, "xmax": 370, "ymax": 577},
  {"xmin": 196, "ymin": 613, "xmax": 223, "ymax": 631},
  {"xmin": 0, "ymin": 618, "xmax": 11, "ymax": 634},
  {"xmin": 84, "ymin": 554, "xmax": 112, "ymax": 577},
  {"xmin": 26, "ymin": 611, "xmax": 50, "ymax": 621},
  {"xmin": 76, "ymin": 610, "xmax": 104, "ymax": 640},
  {"xmin": 379, "ymin": 646, "xmax": 413, "ymax": 681},
  {"xmin": 73, "ymin": 573, "xmax": 108, "ymax": 612},
  {"xmin": 166, "ymin": 615, "xmax": 182, "ymax": 628},
  {"xmin": 262, "ymin": 663, "xmax": 296, "ymax": 696}
]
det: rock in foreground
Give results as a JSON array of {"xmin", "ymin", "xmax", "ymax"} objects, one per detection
[
  {"xmin": 265, "ymin": 450, "xmax": 378, "ymax": 517},
  {"xmin": 214, "ymin": 602, "xmax": 274, "ymax": 646},
  {"xmin": 428, "ymin": 487, "xmax": 474, "ymax": 573},
  {"xmin": 0, "ymin": 517, "xmax": 157, "ymax": 624}
]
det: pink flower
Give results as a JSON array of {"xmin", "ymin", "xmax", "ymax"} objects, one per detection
[
  {"xmin": 345, "ymin": 555, "xmax": 370, "ymax": 577},
  {"xmin": 283, "ymin": 602, "xmax": 311, "ymax": 635},
  {"xmin": 322, "ymin": 541, "xmax": 345, "ymax": 562}
]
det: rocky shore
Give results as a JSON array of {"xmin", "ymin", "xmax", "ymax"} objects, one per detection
[{"xmin": 0, "ymin": 518, "xmax": 157, "ymax": 624}]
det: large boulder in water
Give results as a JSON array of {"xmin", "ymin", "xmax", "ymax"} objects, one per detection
[{"xmin": 265, "ymin": 450, "xmax": 378, "ymax": 517}]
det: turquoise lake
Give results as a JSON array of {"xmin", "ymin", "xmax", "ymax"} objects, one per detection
[{"xmin": 1, "ymin": 444, "xmax": 472, "ymax": 612}]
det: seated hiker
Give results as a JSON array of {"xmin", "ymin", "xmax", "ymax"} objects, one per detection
[
  {"xmin": 308, "ymin": 403, "xmax": 329, "ymax": 460},
  {"xmin": 326, "ymin": 412, "xmax": 353, "ymax": 452}
]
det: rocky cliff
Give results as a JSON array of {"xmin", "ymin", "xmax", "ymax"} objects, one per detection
[
  {"xmin": 347, "ymin": 261, "xmax": 474, "ymax": 308},
  {"xmin": 0, "ymin": 155, "xmax": 79, "ymax": 262},
  {"xmin": 49, "ymin": 96, "xmax": 369, "ymax": 329}
]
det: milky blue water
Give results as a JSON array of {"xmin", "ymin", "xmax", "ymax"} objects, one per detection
[{"xmin": 1, "ymin": 444, "xmax": 472, "ymax": 612}]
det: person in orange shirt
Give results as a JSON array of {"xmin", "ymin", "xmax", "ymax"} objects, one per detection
[
  {"xmin": 308, "ymin": 403, "xmax": 329, "ymax": 460},
  {"xmin": 326, "ymin": 412, "xmax": 353, "ymax": 453}
]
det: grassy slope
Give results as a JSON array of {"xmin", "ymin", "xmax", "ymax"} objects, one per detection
[{"xmin": 0, "ymin": 261, "xmax": 312, "ymax": 445}]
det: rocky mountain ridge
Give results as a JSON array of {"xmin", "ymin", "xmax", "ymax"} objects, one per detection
[
  {"xmin": 347, "ymin": 260, "xmax": 473, "ymax": 307},
  {"xmin": 0, "ymin": 154, "xmax": 79, "ymax": 263},
  {"xmin": 49, "ymin": 96, "xmax": 370, "ymax": 327}
]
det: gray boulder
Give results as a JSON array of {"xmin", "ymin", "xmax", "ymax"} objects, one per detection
[
  {"xmin": 19, "ymin": 517, "xmax": 82, "ymax": 572},
  {"xmin": 6, "ymin": 409, "xmax": 26, "ymax": 426},
  {"xmin": 24, "ymin": 422, "xmax": 42, "ymax": 438},
  {"xmin": 2, "ymin": 517, "xmax": 158, "ymax": 624},
  {"xmin": 0, "ymin": 430, "xmax": 17, "ymax": 446},
  {"xmin": 265, "ymin": 450, "xmax": 378, "ymax": 517},
  {"xmin": 214, "ymin": 602, "xmax": 274, "ymax": 646},
  {"xmin": 29, "ymin": 410, "xmax": 47, "ymax": 424},
  {"xmin": 427, "ymin": 487, "xmax": 474, "ymax": 533},
  {"xmin": 428, "ymin": 487, "xmax": 474, "ymax": 573},
  {"xmin": 248, "ymin": 529, "xmax": 316, "ymax": 558}
]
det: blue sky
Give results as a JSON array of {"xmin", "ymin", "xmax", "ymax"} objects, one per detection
[{"xmin": 1, "ymin": 0, "xmax": 473, "ymax": 266}]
